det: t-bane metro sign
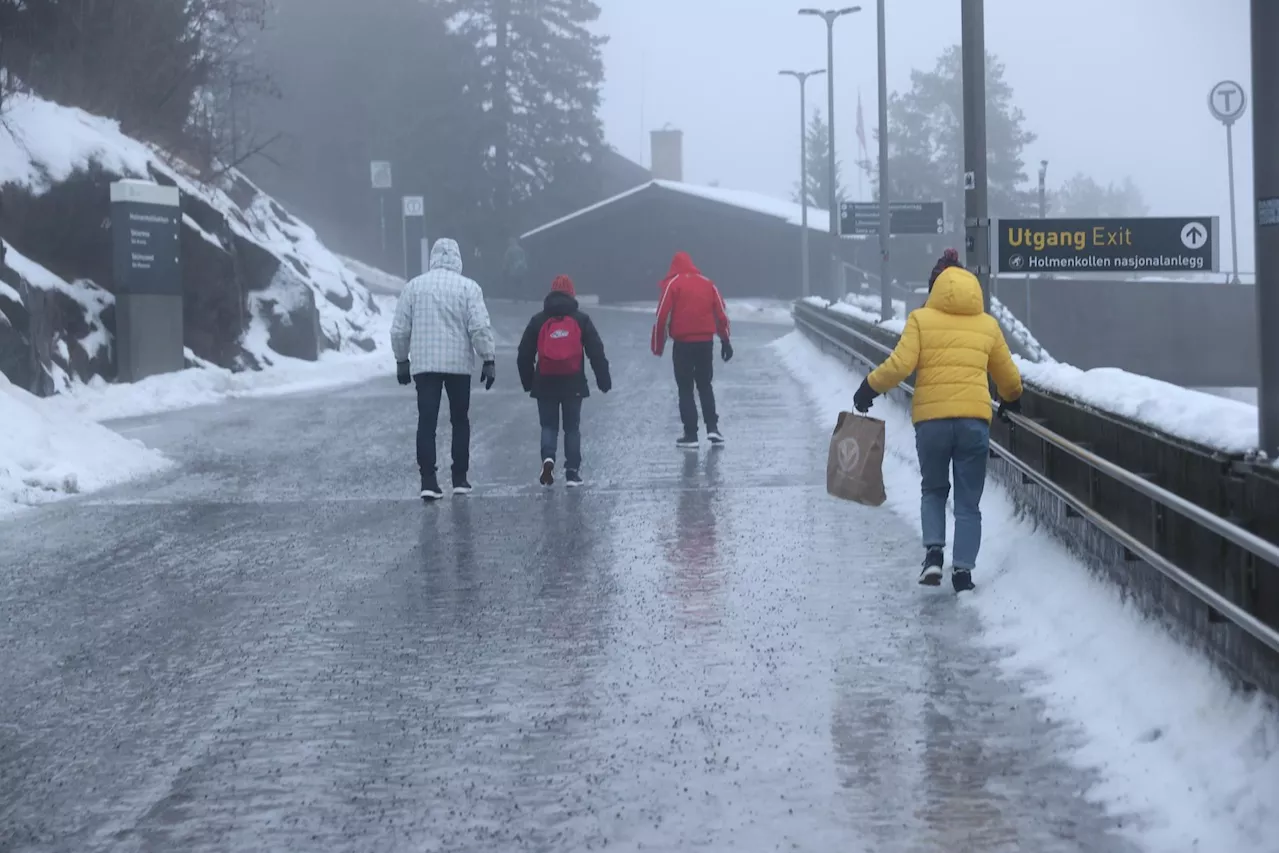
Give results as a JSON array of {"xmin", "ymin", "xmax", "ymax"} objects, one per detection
[{"xmin": 996, "ymin": 217, "xmax": 1218, "ymax": 274}]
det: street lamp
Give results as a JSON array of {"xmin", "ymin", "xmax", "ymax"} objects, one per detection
[
  {"xmin": 800, "ymin": 6, "xmax": 861, "ymax": 302},
  {"xmin": 780, "ymin": 69, "xmax": 826, "ymax": 299},
  {"xmin": 1037, "ymin": 160, "xmax": 1049, "ymax": 219},
  {"xmin": 960, "ymin": 0, "xmax": 991, "ymax": 313},
  {"xmin": 1249, "ymin": 0, "xmax": 1278, "ymax": 456}
]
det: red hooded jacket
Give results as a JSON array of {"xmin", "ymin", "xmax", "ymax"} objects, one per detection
[{"xmin": 651, "ymin": 252, "xmax": 730, "ymax": 355}]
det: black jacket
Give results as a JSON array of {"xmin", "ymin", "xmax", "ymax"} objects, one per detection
[{"xmin": 517, "ymin": 291, "xmax": 611, "ymax": 400}]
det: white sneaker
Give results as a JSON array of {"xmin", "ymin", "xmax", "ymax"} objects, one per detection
[
  {"xmin": 539, "ymin": 458, "xmax": 555, "ymax": 486},
  {"xmin": 707, "ymin": 430, "xmax": 725, "ymax": 446}
]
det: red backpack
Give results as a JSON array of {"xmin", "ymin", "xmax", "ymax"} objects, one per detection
[{"xmin": 537, "ymin": 315, "xmax": 584, "ymax": 375}]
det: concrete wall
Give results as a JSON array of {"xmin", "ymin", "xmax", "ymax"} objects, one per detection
[{"xmin": 991, "ymin": 277, "xmax": 1259, "ymax": 388}]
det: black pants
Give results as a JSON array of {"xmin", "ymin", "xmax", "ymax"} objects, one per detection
[
  {"xmin": 672, "ymin": 340, "xmax": 717, "ymax": 434},
  {"xmin": 414, "ymin": 372, "xmax": 471, "ymax": 479}
]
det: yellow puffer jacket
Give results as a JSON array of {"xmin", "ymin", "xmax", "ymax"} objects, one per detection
[{"xmin": 866, "ymin": 266, "xmax": 1023, "ymax": 424}]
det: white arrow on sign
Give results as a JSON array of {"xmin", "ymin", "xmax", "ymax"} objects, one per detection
[
  {"xmin": 1208, "ymin": 80, "xmax": 1247, "ymax": 125},
  {"xmin": 1180, "ymin": 221, "xmax": 1208, "ymax": 250},
  {"xmin": 402, "ymin": 196, "xmax": 425, "ymax": 217}
]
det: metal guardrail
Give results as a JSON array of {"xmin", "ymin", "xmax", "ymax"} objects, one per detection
[{"xmin": 795, "ymin": 303, "xmax": 1280, "ymax": 653}]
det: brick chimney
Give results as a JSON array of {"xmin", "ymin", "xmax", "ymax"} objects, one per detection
[{"xmin": 649, "ymin": 129, "xmax": 683, "ymax": 182}]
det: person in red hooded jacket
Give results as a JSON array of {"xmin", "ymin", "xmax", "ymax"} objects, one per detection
[{"xmin": 651, "ymin": 251, "xmax": 733, "ymax": 448}]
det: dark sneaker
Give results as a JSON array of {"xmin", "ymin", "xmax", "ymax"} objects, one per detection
[
  {"xmin": 707, "ymin": 429, "xmax": 725, "ymax": 446},
  {"xmin": 565, "ymin": 470, "xmax": 584, "ymax": 488},
  {"xmin": 952, "ymin": 568, "xmax": 976, "ymax": 593},
  {"xmin": 452, "ymin": 476, "xmax": 472, "ymax": 495},
  {"xmin": 420, "ymin": 474, "xmax": 444, "ymax": 501},
  {"xmin": 540, "ymin": 458, "xmax": 555, "ymax": 486},
  {"xmin": 676, "ymin": 432, "xmax": 699, "ymax": 449},
  {"xmin": 918, "ymin": 547, "xmax": 944, "ymax": 586}
]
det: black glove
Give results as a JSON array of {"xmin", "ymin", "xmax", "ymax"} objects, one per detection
[
  {"xmin": 598, "ymin": 375, "xmax": 612, "ymax": 394},
  {"xmin": 721, "ymin": 339, "xmax": 734, "ymax": 363},
  {"xmin": 480, "ymin": 360, "xmax": 496, "ymax": 390},
  {"xmin": 396, "ymin": 360, "xmax": 411, "ymax": 386},
  {"xmin": 853, "ymin": 378, "xmax": 877, "ymax": 414},
  {"xmin": 997, "ymin": 396, "xmax": 1022, "ymax": 424}
]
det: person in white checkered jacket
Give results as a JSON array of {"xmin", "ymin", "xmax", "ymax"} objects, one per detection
[{"xmin": 390, "ymin": 238, "xmax": 497, "ymax": 500}]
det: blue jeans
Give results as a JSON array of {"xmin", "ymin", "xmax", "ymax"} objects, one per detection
[
  {"xmin": 915, "ymin": 418, "xmax": 991, "ymax": 570},
  {"xmin": 538, "ymin": 397, "xmax": 583, "ymax": 471}
]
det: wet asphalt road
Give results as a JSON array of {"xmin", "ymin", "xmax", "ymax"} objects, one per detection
[{"xmin": 0, "ymin": 304, "xmax": 1143, "ymax": 852}]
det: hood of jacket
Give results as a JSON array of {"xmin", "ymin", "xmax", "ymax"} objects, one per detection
[
  {"xmin": 429, "ymin": 238, "xmax": 464, "ymax": 274},
  {"xmin": 924, "ymin": 265, "xmax": 984, "ymax": 316},
  {"xmin": 544, "ymin": 290, "xmax": 578, "ymax": 316},
  {"xmin": 666, "ymin": 251, "xmax": 700, "ymax": 278}
]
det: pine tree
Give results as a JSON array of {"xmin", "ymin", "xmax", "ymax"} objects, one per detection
[
  {"xmin": 446, "ymin": 0, "xmax": 606, "ymax": 239},
  {"xmin": 1052, "ymin": 173, "xmax": 1148, "ymax": 218},
  {"xmin": 793, "ymin": 109, "xmax": 845, "ymax": 211},
  {"xmin": 862, "ymin": 47, "xmax": 1037, "ymax": 229}
]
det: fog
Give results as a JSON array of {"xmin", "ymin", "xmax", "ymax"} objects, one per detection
[{"xmin": 598, "ymin": 0, "xmax": 1257, "ymax": 268}]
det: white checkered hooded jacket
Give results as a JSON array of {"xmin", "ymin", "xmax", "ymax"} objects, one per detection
[{"xmin": 390, "ymin": 238, "xmax": 497, "ymax": 375}]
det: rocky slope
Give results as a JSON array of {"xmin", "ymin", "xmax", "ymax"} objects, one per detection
[{"xmin": 0, "ymin": 93, "xmax": 385, "ymax": 396}]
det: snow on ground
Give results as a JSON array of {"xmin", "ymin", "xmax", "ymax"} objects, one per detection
[
  {"xmin": 1018, "ymin": 359, "xmax": 1262, "ymax": 457},
  {"xmin": 44, "ymin": 293, "xmax": 397, "ymax": 423},
  {"xmin": 341, "ymin": 255, "xmax": 405, "ymax": 295},
  {"xmin": 1197, "ymin": 387, "xmax": 1260, "ymax": 406},
  {"xmin": 773, "ymin": 330, "xmax": 1279, "ymax": 853},
  {"xmin": 0, "ymin": 372, "xmax": 170, "ymax": 516},
  {"xmin": 801, "ymin": 297, "xmax": 1263, "ymax": 454}
]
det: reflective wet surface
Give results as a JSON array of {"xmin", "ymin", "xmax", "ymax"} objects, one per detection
[{"xmin": 1, "ymin": 306, "xmax": 1140, "ymax": 851}]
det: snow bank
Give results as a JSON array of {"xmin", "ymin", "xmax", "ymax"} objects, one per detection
[
  {"xmin": 43, "ymin": 294, "xmax": 396, "ymax": 423},
  {"xmin": 773, "ymin": 331, "xmax": 1279, "ymax": 853},
  {"xmin": 0, "ymin": 372, "xmax": 169, "ymax": 515},
  {"xmin": 1018, "ymin": 359, "xmax": 1261, "ymax": 456},
  {"xmin": 341, "ymin": 255, "xmax": 405, "ymax": 295},
  {"xmin": 800, "ymin": 296, "xmax": 1265, "ymax": 456}
]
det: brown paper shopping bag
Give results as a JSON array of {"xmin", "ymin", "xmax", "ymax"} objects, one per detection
[{"xmin": 826, "ymin": 412, "xmax": 887, "ymax": 507}]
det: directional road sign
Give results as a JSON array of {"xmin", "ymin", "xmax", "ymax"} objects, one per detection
[
  {"xmin": 402, "ymin": 195, "xmax": 424, "ymax": 217},
  {"xmin": 840, "ymin": 201, "xmax": 944, "ymax": 236},
  {"xmin": 370, "ymin": 160, "xmax": 393, "ymax": 190},
  {"xmin": 996, "ymin": 217, "xmax": 1218, "ymax": 274}
]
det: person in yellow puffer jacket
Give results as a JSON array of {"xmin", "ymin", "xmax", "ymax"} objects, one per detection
[{"xmin": 852, "ymin": 249, "xmax": 1023, "ymax": 592}]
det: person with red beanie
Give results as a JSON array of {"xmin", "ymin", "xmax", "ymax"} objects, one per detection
[
  {"xmin": 517, "ymin": 274, "xmax": 611, "ymax": 487},
  {"xmin": 651, "ymin": 251, "xmax": 732, "ymax": 448}
]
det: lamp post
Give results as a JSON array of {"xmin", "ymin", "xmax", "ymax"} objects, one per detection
[
  {"xmin": 875, "ymin": 0, "xmax": 891, "ymax": 321},
  {"xmin": 1249, "ymin": 0, "xmax": 1277, "ymax": 457},
  {"xmin": 780, "ymin": 69, "xmax": 826, "ymax": 299},
  {"xmin": 800, "ymin": 6, "xmax": 861, "ymax": 302},
  {"xmin": 960, "ymin": 0, "xmax": 991, "ymax": 313}
]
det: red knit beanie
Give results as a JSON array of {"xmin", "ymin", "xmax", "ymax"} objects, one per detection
[{"xmin": 551, "ymin": 275, "xmax": 575, "ymax": 297}]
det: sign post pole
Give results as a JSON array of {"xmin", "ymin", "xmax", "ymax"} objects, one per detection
[
  {"xmin": 1248, "ymin": 0, "xmax": 1278, "ymax": 457},
  {"xmin": 370, "ymin": 160, "xmax": 393, "ymax": 268},
  {"xmin": 401, "ymin": 196, "xmax": 425, "ymax": 280},
  {"xmin": 110, "ymin": 180, "xmax": 183, "ymax": 382},
  {"xmin": 1208, "ymin": 81, "xmax": 1248, "ymax": 285}
]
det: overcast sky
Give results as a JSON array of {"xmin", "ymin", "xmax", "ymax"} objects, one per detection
[{"xmin": 597, "ymin": 0, "xmax": 1257, "ymax": 269}]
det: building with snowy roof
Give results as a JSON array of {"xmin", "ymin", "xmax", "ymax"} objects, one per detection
[
  {"xmin": 518, "ymin": 129, "xmax": 870, "ymax": 302},
  {"xmin": 519, "ymin": 178, "xmax": 871, "ymax": 302}
]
